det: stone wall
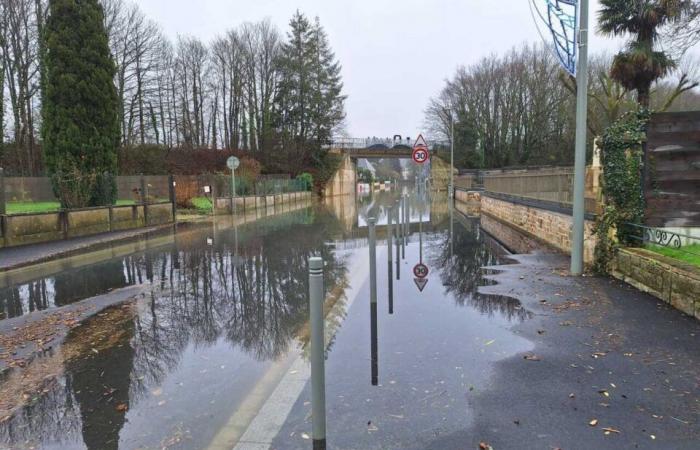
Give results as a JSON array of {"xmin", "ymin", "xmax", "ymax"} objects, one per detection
[
  {"xmin": 613, "ymin": 248, "xmax": 700, "ymax": 319},
  {"xmin": 480, "ymin": 194, "xmax": 597, "ymax": 264},
  {"xmin": 479, "ymin": 213, "xmax": 557, "ymax": 255},
  {"xmin": 324, "ymin": 155, "xmax": 356, "ymax": 197},
  {"xmin": 0, "ymin": 203, "xmax": 174, "ymax": 249},
  {"xmin": 214, "ymin": 191, "xmax": 312, "ymax": 214}
]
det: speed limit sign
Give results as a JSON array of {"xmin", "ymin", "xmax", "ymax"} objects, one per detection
[
  {"xmin": 412, "ymin": 134, "xmax": 430, "ymax": 164},
  {"xmin": 412, "ymin": 147, "xmax": 429, "ymax": 164}
]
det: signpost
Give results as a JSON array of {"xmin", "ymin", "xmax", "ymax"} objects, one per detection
[
  {"xmin": 413, "ymin": 263, "xmax": 429, "ymax": 279},
  {"xmin": 413, "ymin": 198, "xmax": 429, "ymax": 293},
  {"xmin": 227, "ymin": 156, "xmax": 240, "ymax": 214},
  {"xmin": 412, "ymin": 134, "xmax": 430, "ymax": 165}
]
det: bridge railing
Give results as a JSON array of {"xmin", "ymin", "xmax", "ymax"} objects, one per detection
[{"xmin": 327, "ymin": 137, "xmax": 451, "ymax": 150}]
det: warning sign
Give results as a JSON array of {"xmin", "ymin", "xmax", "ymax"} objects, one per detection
[{"xmin": 414, "ymin": 278, "xmax": 429, "ymax": 292}]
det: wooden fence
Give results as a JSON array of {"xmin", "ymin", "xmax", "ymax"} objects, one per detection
[{"xmin": 645, "ymin": 111, "xmax": 700, "ymax": 227}]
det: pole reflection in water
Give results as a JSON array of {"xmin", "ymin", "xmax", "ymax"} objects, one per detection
[
  {"xmin": 395, "ymin": 202, "xmax": 401, "ymax": 281},
  {"xmin": 387, "ymin": 206, "xmax": 394, "ymax": 315},
  {"xmin": 401, "ymin": 195, "xmax": 406, "ymax": 259},
  {"xmin": 368, "ymin": 218, "xmax": 379, "ymax": 386}
]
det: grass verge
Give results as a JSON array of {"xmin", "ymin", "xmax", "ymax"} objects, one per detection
[{"xmin": 646, "ymin": 244, "xmax": 700, "ymax": 268}]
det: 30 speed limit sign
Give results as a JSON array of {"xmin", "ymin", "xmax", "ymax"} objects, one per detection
[
  {"xmin": 413, "ymin": 263, "xmax": 429, "ymax": 279},
  {"xmin": 412, "ymin": 147, "xmax": 429, "ymax": 164}
]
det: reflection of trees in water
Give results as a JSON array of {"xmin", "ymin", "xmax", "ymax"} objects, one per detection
[
  {"xmin": 0, "ymin": 280, "xmax": 50, "ymax": 320},
  {"xmin": 124, "ymin": 209, "xmax": 348, "ymax": 406},
  {"xmin": 430, "ymin": 220, "xmax": 532, "ymax": 322},
  {"xmin": 54, "ymin": 260, "xmax": 130, "ymax": 307},
  {"xmin": 128, "ymin": 208, "xmax": 347, "ymax": 386},
  {"xmin": 0, "ymin": 307, "xmax": 136, "ymax": 450},
  {"xmin": 0, "ymin": 259, "xmax": 133, "ymax": 320},
  {"xmin": 0, "ymin": 207, "xmax": 349, "ymax": 449},
  {"xmin": 0, "ymin": 371, "xmax": 83, "ymax": 447}
]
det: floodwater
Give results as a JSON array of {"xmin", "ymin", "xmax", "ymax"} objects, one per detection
[{"xmin": 0, "ymin": 188, "xmax": 534, "ymax": 450}]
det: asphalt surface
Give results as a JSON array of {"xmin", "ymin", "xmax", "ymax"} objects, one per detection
[{"xmin": 270, "ymin": 251, "xmax": 699, "ymax": 449}]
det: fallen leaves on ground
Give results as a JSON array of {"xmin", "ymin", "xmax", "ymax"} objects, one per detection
[
  {"xmin": 479, "ymin": 442, "xmax": 494, "ymax": 450},
  {"xmin": 589, "ymin": 419, "xmax": 599, "ymax": 427},
  {"xmin": 523, "ymin": 354, "xmax": 541, "ymax": 361}
]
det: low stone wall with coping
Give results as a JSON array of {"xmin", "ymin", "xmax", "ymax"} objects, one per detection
[
  {"xmin": 613, "ymin": 248, "xmax": 700, "ymax": 319},
  {"xmin": 479, "ymin": 193, "xmax": 597, "ymax": 264},
  {"xmin": 0, "ymin": 202, "xmax": 174, "ymax": 249},
  {"xmin": 214, "ymin": 191, "xmax": 312, "ymax": 214}
]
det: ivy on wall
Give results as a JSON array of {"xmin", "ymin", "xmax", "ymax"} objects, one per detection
[{"xmin": 593, "ymin": 110, "xmax": 649, "ymax": 273}]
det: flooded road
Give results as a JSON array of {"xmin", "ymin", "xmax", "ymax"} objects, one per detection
[{"xmin": 0, "ymin": 190, "xmax": 532, "ymax": 449}]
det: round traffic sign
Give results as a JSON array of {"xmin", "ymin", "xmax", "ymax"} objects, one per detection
[
  {"xmin": 227, "ymin": 156, "xmax": 240, "ymax": 170},
  {"xmin": 412, "ymin": 147, "xmax": 429, "ymax": 164},
  {"xmin": 413, "ymin": 263, "xmax": 429, "ymax": 279}
]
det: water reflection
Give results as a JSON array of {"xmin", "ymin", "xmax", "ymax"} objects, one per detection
[
  {"xmin": 0, "ymin": 206, "xmax": 349, "ymax": 449},
  {"xmin": 0, "ymin": 192, "xmax": 536, "ymax": 449},
  {"xmin": 431, "ymin": 209, "xmax": 532, "ymax": 322}
]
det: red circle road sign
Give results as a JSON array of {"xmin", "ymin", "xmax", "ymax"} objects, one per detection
[
  {"xmin": 412, "ymin": 147, "xmax": 429, "ymax": 164},
  {"xmin": 413, "ymin": 263, "xmax": 429, "ymax": 279}
]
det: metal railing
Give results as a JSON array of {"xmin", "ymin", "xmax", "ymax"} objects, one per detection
[
  {"xmin": 622, "ymin": 223, "xmax": 700, "ymax": 262},
  {"xmin": 483, "ymin": 167, "xmax": 575, "ymax": 204},
  {"xmin": 327, "ymin": 137, "xmax": 451, "ymax": 150}
]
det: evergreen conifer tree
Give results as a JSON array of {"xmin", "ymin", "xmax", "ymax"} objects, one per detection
[{"xmin": 42, "ymin": 0, "xmax": 119, "ymax": 207}]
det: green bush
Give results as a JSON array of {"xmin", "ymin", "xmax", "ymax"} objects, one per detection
[
  {"xmin": 594, "ymin": 110, "xmax": 649, "ymax": 273},
  {"xmin": 296, "ymin": 172, "xmax": 314, "ymax": 191}
]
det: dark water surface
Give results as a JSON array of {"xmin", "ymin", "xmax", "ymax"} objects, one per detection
[{"xmin": 0, "ymin": 191, "xmax": 531, "ymax": 449}]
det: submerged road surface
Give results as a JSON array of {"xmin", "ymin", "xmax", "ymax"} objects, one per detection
[{"xmin": 0, "ymin": 189, "xmax": 698, "ymax": 450}]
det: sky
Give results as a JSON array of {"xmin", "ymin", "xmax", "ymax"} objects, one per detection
[{"xmin": 139, "ymin": 0, "xmax": 623, "ymax": 138}]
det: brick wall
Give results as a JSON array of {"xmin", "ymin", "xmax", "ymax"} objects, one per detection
[
  {"xmin": 613, "ymin": 248, "xmax": 700, "ymax": 319},
  {"xmin": 480, "ymin": 194, "xmax": 597, "ymax": 264}
]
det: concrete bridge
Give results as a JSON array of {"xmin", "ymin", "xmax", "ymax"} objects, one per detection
[{"xmin": 323, "ymin": 137, "xmax": 453, "ymax": 197}]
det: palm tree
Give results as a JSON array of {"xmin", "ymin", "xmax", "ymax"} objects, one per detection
[{"xmin": 598, "ymin": 0, "xmax": 689, "ymax": 108}]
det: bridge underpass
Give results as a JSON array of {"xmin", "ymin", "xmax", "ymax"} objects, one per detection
[{"xmin": 323, "ymin": 139, "xmax": 453, "ymax": 197}]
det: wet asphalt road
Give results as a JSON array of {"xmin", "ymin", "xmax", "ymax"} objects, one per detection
[{"xmin": 271, "ymin": 249, "xmax": 699, "ymax": 449}]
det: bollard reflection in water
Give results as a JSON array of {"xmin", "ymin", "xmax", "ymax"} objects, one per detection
[
  {"xmin": 387, "ymin": 207, "xmax": 394, "ymax": 315},
  {"xmin": 368, "ymin": 218, "xmax": 379, "ymax": 386}
]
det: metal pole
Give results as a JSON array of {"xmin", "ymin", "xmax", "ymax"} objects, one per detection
[
  {"xmin": 368, "ymin": 217, "xmax": 378, "ymax": 385},
  {"xmin": 401, "ymin": 196, "xmax": 406, "ymax": 259},
  {"xmin": 369, "ymin": 218, "xmax": 377, "ymax": 305},
  {"xmin": 231, "ymin": 167, "xmax": 237, "ymax": 215},
  {"xmin": 403, "ymin": 195, "xmax": 408, "ymax": 258},
  {"xmin": 451, "ymin": 116, "xmax": 455, "ymax": 198},
  {"xmin": 419, "ymin": 205, "xmax": 423, "ymax": 263},
  {"xmin": 571, "ymin": 0, "xmax": 590, "ymax": 276},
  {"xmin": 387, "ymin": 207, "xmax": 394, "ymax": 314},
  {"xmin": 0, "ymin": 168, "xmax": 6, "ymax": 215},
  {"xmin": 450, "ymin": 196, "xmax": 454, "ymax": 258},
  {"xmin": 309, "ymin": 257, "xmax": 326, "ymax": 450},
  {"xmin": 395, "ymin": 205, "xmax": 400, "ymax": 280},
  {"xmin": 168, "ymin": 174, "xmax": 176, "ymax": 223}
]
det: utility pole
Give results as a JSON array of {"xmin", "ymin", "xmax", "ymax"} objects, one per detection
[{"xmin": 571, "ymin": 0, "xmax": 589, "ymax": 276}]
